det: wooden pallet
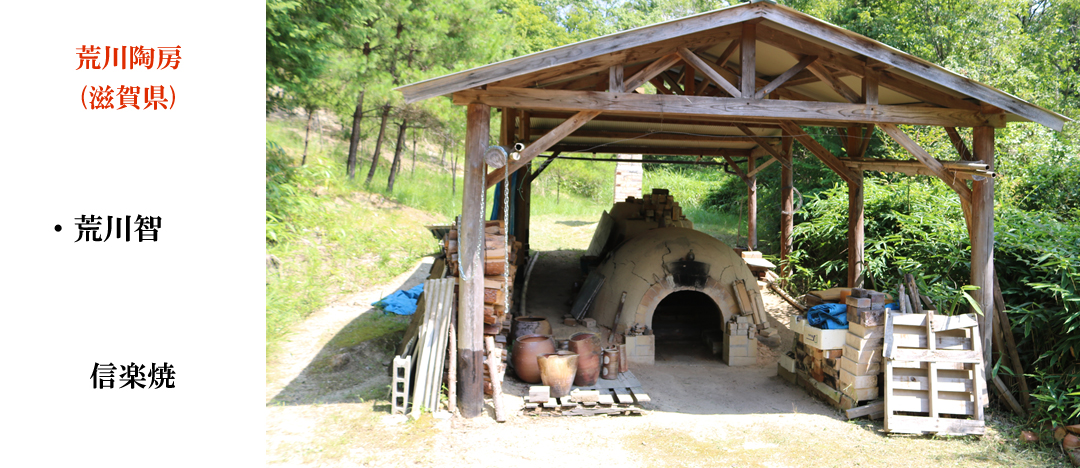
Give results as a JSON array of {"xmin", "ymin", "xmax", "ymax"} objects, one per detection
[
  {"xmin": 523, "ymin": 387, "xmax": 650, "ymax": 416},
  {"xmin": 883, "ymin": 311, "xmax": 986, "ymax": 435}
]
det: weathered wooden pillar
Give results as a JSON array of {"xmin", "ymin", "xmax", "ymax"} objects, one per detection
[
  {"xmin": 747, "ymin": 155, "xmax": 758, "ymax": 249},
  {"xmin": 516, "ymin": 112, "xmax": 532, "ymax": 251},
  {"xmin": 779, "ymin": 134, "xmax": 794, "ymax": 280},
  {"xmin": 847, "ymin": 170, "xmax": 864, "ymax": 288},
  {"xmin": 972, "ymin": 125, "xmax": 995, "ymax": 381},
  {"xmin": 459, "ymin": 103, "xmax": 489, "ymax": 418}
]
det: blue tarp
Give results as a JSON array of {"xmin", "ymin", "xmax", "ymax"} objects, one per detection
[
  {"xmin": 372, "ymin": 283, "xmax": 425, "ymax": 315},
  {"xmin": 807, "ymin": 303, "xmax": 849, "ymax": 330}
]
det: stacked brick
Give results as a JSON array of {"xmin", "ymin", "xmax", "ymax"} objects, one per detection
[
  {"xmin": 838, "ymin": 290, "xmax": 888, "ymax": 404},
  {"xmin": 623, "ymin": 188, "xmax": 691, "ymax": 228},
  {"xmin": 441, "ymin": 219, "xmax": 522, "ymax": 395},
  {"xmin": 787, "ymin": 288, "xmax": 891, "ymax": 408},
  {"xmin": 723, "ymin": 315, "xmax": 757, "ymax": 366}
]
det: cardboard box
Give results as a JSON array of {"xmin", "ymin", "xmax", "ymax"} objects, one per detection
[{"xmin": 802, "ymin": 323, "xmax": 847, "ymax": 350}]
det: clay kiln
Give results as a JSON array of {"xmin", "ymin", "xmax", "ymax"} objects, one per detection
[{"xmin": 583, "ymin": 191, "xmax": 765, "ymax": 366}]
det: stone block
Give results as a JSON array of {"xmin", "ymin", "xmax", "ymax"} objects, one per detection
[
  {"xmin": 625, "ymin": 334, "xmax": 655, "ymax": 365},
  {"xmin": 729, "ymin": 334, "xmax": 748, "ymax": 346},
  {"xmin": 529, "ymin": 386, "xmax": 550, "ymax": 403},
  {"xmin": 727, "ymin": 355, "xmax": 757, "ymax": 367},
  {"xmin": 736, "ymin": 316, "xmax": 751, "ymax": 324}
]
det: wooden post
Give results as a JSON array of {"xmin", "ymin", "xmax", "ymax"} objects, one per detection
[
  {"xmin": 779, "ymin": 133, "xmax": 793, "ymax": 280},
  {"xmin": 747, "ymin": 154, "xmax": 757, "ymax": 249},
  {"xmin": 459, "ymin": 103, "xmax": 489, "ymax": 418},
  {"xmin": 741, "ymin": 22, "xmax": 756, "ymax": 98},
  {"xmin": 847, "ymin": 170, "xmax": 864, "ymax": 288},
  {"xmin": 972, "ymin": 125, "xmax": 995, "ymax": 382}
]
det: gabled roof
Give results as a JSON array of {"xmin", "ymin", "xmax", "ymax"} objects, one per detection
[{"xmin": 397, "ymin": 1, "xmax": 1068, "ymax": 132}]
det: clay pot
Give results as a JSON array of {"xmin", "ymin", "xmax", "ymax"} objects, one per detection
[
  {"xmin": 512, "ymin": 334, "xmax": 555, "ymax": 384},
  {"xmin": 569, "ymin": 332, "xmax": 602, "ymax": 386},
  {"xmin": 601, "ymin": 346, "xmax": 620, "ymax": 380},
  {"xmin": 538, "ymin": 352, "xmax": 578, "ymax": 398},
  {"xmin": 510, "ymin": 317, "xmax": 551, "ymax": 344}
]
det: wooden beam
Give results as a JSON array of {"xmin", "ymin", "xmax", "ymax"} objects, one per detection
[
  {"xmin": 678, "ymin": 47, "xmax": 740, "ymax": 98},
  {"xmin": 741, "ymin": 22, "xmax": 756, "ymax": 98},
  {"xmin": 841, "ymin": 157, "xmax": 994, "ymax": 180},
  {"xmin": 806, "ymin": 60, "xmax": 862, "ymax": 103},
  {"xmin": 625, "ymin": 53, "xmax": 683, "ymax": 92},
  {"xmin": 398, "ymin": 4, "xmax": 757, "ymax": 102},
  {"xmin": 863, "ymin": 68, "xmax": 879, "ymax": 105},
  {"xmin": 759, "ymin": 5, "xmax": 1067, "ymax": 131},
  {"xmin": 459, "ymin": 103, "xmax": 489, "ymax": 418},
  {"xmin": 682, "ymin": 62, "xmax": 696, "ymax": 95},
  {"xmin": 971, "ymin": 125, "xmax": 995, "ymax": 382},
  {"xmin": 661, "ymin": 71, "xmax": 684, "ymax": 95},
  {"xmin": 877, "ymin": 123, "xmax": 972, "ymax": 205},
  {"xmin": 526, "ymin": 111, "xmax": 783, "ymax": 129},
  {"xmin": 722, "ymin": 155, "xmax": 749, "ymax": 181},
  {"xmin": 531, "ymin": 128, "xmax": 770, "ymax": 143},
  {"xmin": 714, "ymin": 40, "xmax": 740, "ymax": 68},
  {"xmin": 747, "ymin": 156, "xmax": 777, "ymax": 177},
  {"xmin": 945, "ymin": 127, "xmax": 974, "ymax": 161},
  {"xmin": 755, "ymin": 25, "xmax": 983, "ymax": 111},
  {"xmin": 548, "ymin": 145, "xmax": 753, "ymax": 157},
  {"xmin": 649, "ymin": 77, "xmax": 674, "ymax": 95},
  {"xmin": 609, "ymin": 65, "xmax": 624, "ymax": 92},
  {"xmin": 777, "ymin": 120, "xmax": 859, "ymax": 183},
  {"xmin": 756, "ymin": 55, "xmax": 817, "ymax": 99},
  {"xmin": 453, "ymin": 87, "xmax": 1006, "ymax": 128},
  {"xmin": 485, "ymin": 110, "xmax": 600, "ymax": 188},
  {"xmin": 735, "ymin": 123, "xmax": 788, "ymax": 167}
]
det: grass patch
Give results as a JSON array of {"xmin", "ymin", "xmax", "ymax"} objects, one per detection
[{"xmin": 272, "ymin": 403, "xmax": 439, "ymax": 465}]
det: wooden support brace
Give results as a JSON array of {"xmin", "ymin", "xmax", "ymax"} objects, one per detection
[
  {"xmin": 678, "ymin": 47, "xmax": 740, "ymax": 98},
  {"xmin": 756, "ymin": 55, "xmax": 817, "ymax": 99},
  {"xmin": 878, "ymin": 123, "xmax": 972, "ymax": 205},
  {"xmin": 777, "ymin": 120, "xmax": 859, "ymax": 184},
  {"xmin": 486, "ymin": 110, "xmax": 600, "ymax": 188}
]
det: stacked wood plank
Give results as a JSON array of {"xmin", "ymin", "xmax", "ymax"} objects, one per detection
[
  {"xmin": 733, "ymin": 278, "xmax": 778, "ymax": 339},
  {"xmin": 441, "ymin": 219, "xmax": 521, "ymax": 396},
  {"xmin": 409, "ymin": 278, "xmax": 456, "ymax": 418},
  {"xmin": 623, "ymin": 188, "xmax": 691, "ymax": 228},
  {"xmin": 883, "ymin": 310, "xmax": 986, "ymax": 435}
]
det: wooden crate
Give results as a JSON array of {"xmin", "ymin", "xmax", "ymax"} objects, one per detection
[{"xmin": 883, "ymin": 311, "xmax": 986, "ymax": 436}]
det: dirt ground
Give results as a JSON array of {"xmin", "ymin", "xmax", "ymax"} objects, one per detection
[{"xmin": 266, "ymin": 253, "xmax": 1060, "ymax": 468}]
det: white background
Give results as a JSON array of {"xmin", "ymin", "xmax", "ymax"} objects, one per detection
[{"xmin": 0, "ymin": 1, "xmax": 264, "ymax": 465}]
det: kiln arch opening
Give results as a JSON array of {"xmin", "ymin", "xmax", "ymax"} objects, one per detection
[{"xmin": 651, "ymin": 290, "xmax": 724, "ymax": 362}]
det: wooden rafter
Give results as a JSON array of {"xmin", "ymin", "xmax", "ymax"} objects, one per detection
[
  {"xmin": 806, "ymin": 60, "xmax": 861, "ymax": 103},
  {"xmin": 453, "ymin": 87, "xmax": 1007, "ymax": 128},
  {"xmin": 526, "ymin": 111, "xmax": 783, "ymax": 128},
  {"xmin": 877, "ymin": 123, "xmax": 972, "ymax": 205},
  {"xmin": 715, "ymin": 40, "xmax": 740, "ymax": 68},
  {"xmin": 485, "ymin": 110, "xmax": 600, "ymax": 188},
  {"xmin": 624, "ymin": 53, "xmax": 683, "ymax": 92},
  {"xmin": 660, "ymin": 71, "xmax": 684, "ymax": 94},
  {"xmin": 649, "ymin": 77, "xmax": 674, "ymax": 95},
  {"xmin": 777, "ymin": 120, "xmax": 859, "ymax": 184},
  {"xmin": 678, "ymin": 47, "xmax": 740, "ymax": 98},
  {"xmin": 756, "ymin": 55, "xmax": 817, "ymax": 99},
  {"xmin": 756, "ymin": 26, "xmax": 981, "ymax": 111},
  {"xmin": 736, "ymin": 123, "xmax": 790, "ymax": 168},
  {"xmin": 945, "ymin": 127, "xmax": 974, "ymax": 161}
]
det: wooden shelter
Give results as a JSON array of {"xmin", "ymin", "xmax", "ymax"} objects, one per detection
[{"xmin": 396, "ymin": 0, "xmax": 1069, "ymax": 418}]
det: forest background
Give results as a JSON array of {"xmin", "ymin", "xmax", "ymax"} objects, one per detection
[{"xmin": 266, "ymin": 0, "xmax": 1080, "ymax": 436}]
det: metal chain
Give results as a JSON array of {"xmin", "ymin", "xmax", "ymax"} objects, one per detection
[
  {"xmin": 503, "ymin": 153, "xmax": 511, "ymax": 316},
  {"xmin": 458, "ymin": 179, "xmax": 486, "ymax": 282}
]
